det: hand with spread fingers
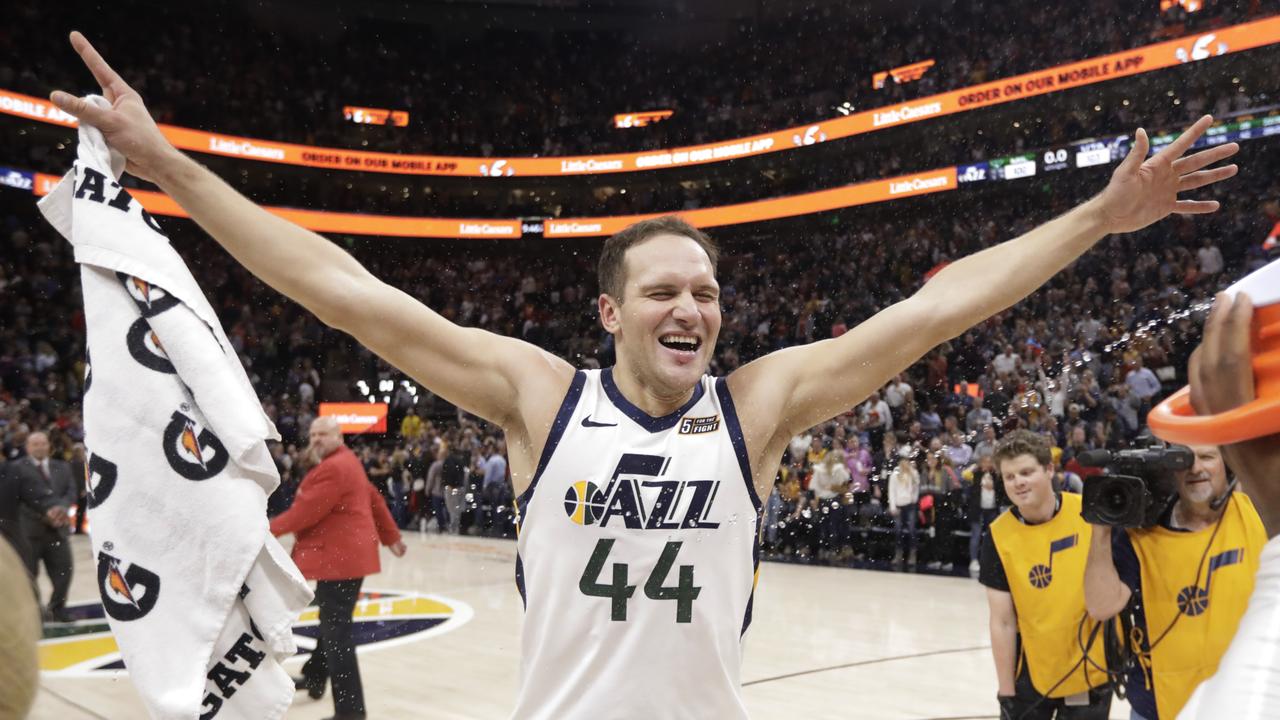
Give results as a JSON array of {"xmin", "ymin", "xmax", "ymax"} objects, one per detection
[
  {"xmin": 1190, "ymin": 292, "xmax": 1280, "ymax": 537},
  {"xmin": 48, "ymin": 31, "xmax": 180, "ymax": 183},
  {"xmin": 1093, "ymin": 115, "xmax": 1239, "ymax": 235}
]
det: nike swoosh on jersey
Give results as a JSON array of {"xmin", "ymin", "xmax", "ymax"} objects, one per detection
[{"xmin": 581, "ymin": 416, "xmax": 618, "ymax": 428}]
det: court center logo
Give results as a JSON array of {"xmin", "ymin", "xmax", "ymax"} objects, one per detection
[
  {"xmin": 126, "ymin": 317, "xmax": 177, "ymax": 373},
  {"xmin": 118, "ymin": 272, "xmax": 180, "ymax": 317},
  {"xmin": 163, "ymin": 411, "xmax": 229, "ymax": 480},
  {"xmin": 97, "ymin": 551, "xmax": 161, "ymax": 622},
  {"xmin": 1177, "ymin": 548, "xmax": 1243, "ymax": 616},
  {"xmin": 40, "ymin": 589, "xmax": 472, "ymax": 676},
  {"xmin": 1028, "ymin": 534, "xmax": 1078, "ymax": 589},
  {"xmin": 564, "ymin": 480, "xmax": 606, "ymax": 526}
]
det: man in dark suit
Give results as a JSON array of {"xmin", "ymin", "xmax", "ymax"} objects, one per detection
[
  {"xmin": 270, "ymin": 416, "xmax": 405, "ymax": 720},
  {"xmin": 0, "ymin": 458, "xmax": 67, "ymax": 575},
  {"xmin": 17, "ymin": 432, "xmax": 77, "ymax": 623}
]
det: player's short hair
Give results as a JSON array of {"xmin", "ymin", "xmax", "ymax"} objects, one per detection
[
  {"xmin": 993, "ymin": 429, "xmax": 1052, "ymax": 469},
  {"xmin": 597, "ymin": 216, "xmax": 719, "ymax": 301}
]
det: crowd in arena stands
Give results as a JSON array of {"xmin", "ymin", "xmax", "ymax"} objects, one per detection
[
  {"xmin": 6, "ymin": 0, "xmax": 1274, "ymax": 160},
  {"xmin": 2, "ymin": 153, "xmax": 1278, "ymax": 570},
  {"xmin": 263, "ymin": 413, "xmax": 517, "ymax": 540},
  {"xmin": 346, "ymin": 85, "xmax": 1266, "ymax": 220}
]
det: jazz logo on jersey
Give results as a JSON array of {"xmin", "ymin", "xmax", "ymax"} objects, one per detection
[
  {"xmin": 565, "ymin": 481, "xmax": 607, "ymax": 526},
  {"xmin": 97, "ymin": 551, "xmax": 161, "ymax": 622},
  {"xmin": 39, "ymin": 590, "xmax": 471, "ymax": 676},
  {"xmin": 679, "ymin": 415, "xmax": 721, "ymax": 435},
  {"xmin": 563, "ymin": 453, "xmax": 721, "ymax": 530},
  {"xmin": 1028, "ymin": 534, "xmax": 1078, "ymax": 589},
  {"xmin": 1177, "ymin": 548, "xmax": 1243, "ymax": 616}
]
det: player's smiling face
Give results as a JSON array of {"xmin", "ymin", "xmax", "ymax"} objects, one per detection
[{"xmin": 602, "ymin": 233, "xmax": 721, "ymax": 397}]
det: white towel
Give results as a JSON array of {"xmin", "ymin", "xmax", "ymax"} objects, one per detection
[{"xmin": 37, "ymin": 95, "xmax": 313, "ymax": 720}]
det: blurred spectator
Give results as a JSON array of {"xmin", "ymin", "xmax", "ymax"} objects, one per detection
[{"xmin": 888, "ymin": 455, "xmax": 921, "ymax": 567}]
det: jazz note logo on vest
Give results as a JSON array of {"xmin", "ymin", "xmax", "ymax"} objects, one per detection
[
  {"xmin": 1028, "ymin": 534, "xmax": 1078, "ymax": 589},
  {"xmin": 1177, "ymin": 548, "xmax": 1243, "ymax": 617}
]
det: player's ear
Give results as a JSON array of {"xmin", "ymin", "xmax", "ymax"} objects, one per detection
[{"xmin": 598, "ymin": 293, "xmax": 622, "ymax": 334}]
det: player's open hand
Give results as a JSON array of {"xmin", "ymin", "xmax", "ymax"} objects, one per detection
[
  {"xmin": 1190, "ymin": 292, "xmax": 1280, "ymax": 537},
  {"xmin": 1094, "ymin": 115, "xmax": 1239, "ymax": 235},
  {"xmin": 48, "ymin": 31, "xmax": 178, "ymax": 183}
]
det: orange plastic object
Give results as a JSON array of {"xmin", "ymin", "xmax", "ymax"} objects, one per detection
[{"xmin": 1149, "ymin": 303, "xmax": 1280, "ymax": 445}]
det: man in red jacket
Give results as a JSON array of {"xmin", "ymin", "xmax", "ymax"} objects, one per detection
[{"xmin": 270, "ymin": 416, "xmax": 406, "ymax": 720}]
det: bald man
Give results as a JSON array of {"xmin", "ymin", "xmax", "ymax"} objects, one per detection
[
  {"xmin": 270, "ymin": 416, "xmax": 405, "ymax": 720},
  {"xmin": 15, "ymin": 432, "xmax": 76, "ymax": 623}
]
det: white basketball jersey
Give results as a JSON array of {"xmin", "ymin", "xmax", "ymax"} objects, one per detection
[{"xmin": 512, "ymin": 368, "xmax": 762, "ymax": 720}]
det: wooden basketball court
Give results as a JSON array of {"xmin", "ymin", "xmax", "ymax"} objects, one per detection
[{"xmin": 29, "ymin": 533, "xmax": 1131, "ymax": 719}]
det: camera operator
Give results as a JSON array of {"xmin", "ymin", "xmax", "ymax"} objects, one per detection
[
  {"xmin": 1177, "ymin": 291, "xmax": 1280, "ymax": 717},
  {"xmin": 980, "ymin": 430, "xmax": 1112, "ymax": 719},
  {"xmin": 1083, "ymin": 435, "xmax": 1266, "ymax": 719}
]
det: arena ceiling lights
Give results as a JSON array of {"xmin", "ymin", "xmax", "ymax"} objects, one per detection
[{"xmin": 4, "ymin": 16, "xmax": 1278, "ymax": 178}]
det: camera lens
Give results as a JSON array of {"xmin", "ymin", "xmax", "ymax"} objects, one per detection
[{"xmin": 1103, "ymin": 483, "xmax": 1131, "ymax": 511}]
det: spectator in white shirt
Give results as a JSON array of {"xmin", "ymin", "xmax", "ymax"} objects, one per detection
[
  {"xmin": 859, "ymin": 391, "xmax": 892, "ymax": 450},
  {"xmin": 1196, "ymin": 237, "xmax": 1224, "ymax": 276},
  {"xmin": 810, "ymin": 451, "xmax": 852, "ymax": 560},
  {"xmin": 883, "ymin": 374, "xmax": 913, "ymax": 426},
  {"xmin": 888, "ymin": 455, "xmax": 921, "ymax": 567},
  {"xmin": 788, "ymin": 431, "xmax": 812, "ymax": 466},
  {"xmin": 992, "ymin": 344, "xmax": 1019, "ymax": 378}
]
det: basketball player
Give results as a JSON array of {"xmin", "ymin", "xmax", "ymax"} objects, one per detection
[
  {"xmin": 52, "ymin": 31, "xmax": 1241, "ymax": 718},
  {"xmin": 980, "ymin": 430, "xmax": 1110, "ymax": 719}
]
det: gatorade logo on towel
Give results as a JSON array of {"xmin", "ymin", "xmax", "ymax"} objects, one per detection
[{"xmin": 162, "ymin": 410, "xmax": 229, "ymax": 481}]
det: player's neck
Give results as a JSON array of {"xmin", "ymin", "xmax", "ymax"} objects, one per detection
[{"xmin": 610, "ymin": 364, "xmax": 695, "ymax": 417}]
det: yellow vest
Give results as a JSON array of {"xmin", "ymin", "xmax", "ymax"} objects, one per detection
[
  {"xmin": 1127, "ymin": 492, "xmax": 1265, "ymax": 719},
  {"xmin": 990, "ymin": 492, "xmax": 1108, "ymax": 697}
]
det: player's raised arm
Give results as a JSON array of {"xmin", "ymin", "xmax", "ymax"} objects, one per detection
[
  {"xmin": 49, "ymin": 32, "xmax": 572, "ymax": 430},
  {"xmin": 732, "ymin": 114, "xmax": 1239, "ymax": 447}
]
